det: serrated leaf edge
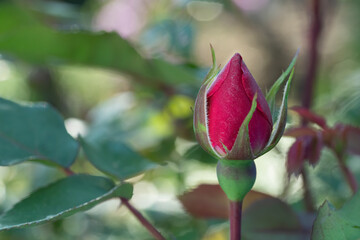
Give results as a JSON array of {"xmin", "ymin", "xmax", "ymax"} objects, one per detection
[{"xmin": 0, "ymin": 176, "xmax": 133, "ymax": 231}]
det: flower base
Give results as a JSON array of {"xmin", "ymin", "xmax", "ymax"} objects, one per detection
[{"xmin": 216, "ymin": 159, "xmax": 256, "ymax": 202}]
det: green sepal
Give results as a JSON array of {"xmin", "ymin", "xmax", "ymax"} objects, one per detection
[
  {"xmin": 220, "ymin": 141, "xmax": 230, "ymax": 155},
  {"xmin": 259, "ymin": 68, "xmax": 295, "ymax": 156},
  {"xmin": 216, "ymin": 159, "xmax": 256, "ymax": 201},
  {"xmin": 266, "ymin": 50, "xmax": 298, "ymax": 122},
  {"xmin": 193, "ymin": 83, "xmax": 220, "ymax": 158},
  {"xmin": 226, "ymin": 93, "xmax": 257, "ymax": 160},
  {"xmin": 203, "ymin": 44, "xmax": 221, "ymax": 85},
  {"xmin": 193, "ymin": 45, "xmax": 222, "ymax": 158}
]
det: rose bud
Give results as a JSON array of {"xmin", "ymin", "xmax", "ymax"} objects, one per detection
[{"xmin": 194, "ymin": 47, "xmax": 297, "ymax": 160}]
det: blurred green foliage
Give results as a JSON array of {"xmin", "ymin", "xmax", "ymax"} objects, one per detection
[{"xmin": 0, "ymin": 0, "xmax": 360, "ymax": 239}]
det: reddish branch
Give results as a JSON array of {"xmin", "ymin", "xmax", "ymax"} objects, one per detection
[
  {"xmin": 229, "ymin": 201, "xmax": 242, "ymax": 240},
  {"xmin": 302, "ymin": 0, "xmax": 322, "ymax": 112},
  {"xmin": 286, "ymin": 110, "xmax": 359, "ymax": 195},
  {"xmin": 337, "ymin": 156, "xmax": 358, "ymax": 194},
  {"xmin": 120, "ymin": 198, "xmax": 166, "ymax": 240},
  {"xmin": 300, "ymin": 0, "xmax": 323, "ymax": 212},
  {"xmin": 61, "ymin": 167, "xmax": 165, "ymax": 239}
]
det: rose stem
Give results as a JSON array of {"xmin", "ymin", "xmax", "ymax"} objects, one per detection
[
  {"xmin": 229, "ymin": 200, "xmax": 242, "ymax": 240},
  {"xmin": 120, "ymin": 197, "xmax": 166, "ymax": 240},
  {"xmin": 301, "ymin": 0, "xmax": 322, "ymax": 113},
  {"xmin": 300, "ymin": 0, "xmax": 323, "ymax": 212},
  {"xmin": 61, "ymin": 167, "xmax": 166, "ymax": 239},
  {"xmin": 300, "ymin": 168, "xmax": 314, "ymax": 211},
  {"xmin": 337, "ymin": 156, "xmax": 358, "ymax": 194}
]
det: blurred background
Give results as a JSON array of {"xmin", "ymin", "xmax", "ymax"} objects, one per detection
[{"xmin": 0, "ymin": 0, "xmax": 360, "ymax": 239}]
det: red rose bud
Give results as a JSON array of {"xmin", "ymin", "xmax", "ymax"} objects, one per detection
[
  {"xmin": 208, "ymin": 53, "xmax": 272, "ymax": 156},
  {"xmin": 194, "ymin": 47, "xmax": 297, "ymax": 160}
]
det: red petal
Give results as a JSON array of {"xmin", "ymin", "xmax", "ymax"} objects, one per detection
[{"xmin": 207, "ymin": 54, "xmax": 272, "ymax": 155}]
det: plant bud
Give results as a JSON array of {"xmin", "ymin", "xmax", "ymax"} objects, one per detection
[{"xmin": 194, "ymin": 52, "xmax": 272, "ymax": 160}]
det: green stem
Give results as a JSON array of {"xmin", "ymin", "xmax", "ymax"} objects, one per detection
[
  {"xmin": 301, "ymin": 168, "xmax": 315, "ymax": 212},
  {"xmin": 217, "ymin": 160, "xmax": 256, "ymax": 240},
  {"xmin": 229, "ymin": 201, "xmax": 242, "ymax": 240}
]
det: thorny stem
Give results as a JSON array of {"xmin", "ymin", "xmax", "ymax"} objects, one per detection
[
  {"xmin": 300, "ymin": 0, "xmax": 323, "ymax": 212},
  {"xmin": 338, "ymin": 156, "xmax": 358, "ymax": 194},
  {"xmin": 120, "ymin": 197, "xmax": 166, "ymax": 240},
  {"xmin": 229, "ymin": 201, "xmax": 242, "ymax": 240}
]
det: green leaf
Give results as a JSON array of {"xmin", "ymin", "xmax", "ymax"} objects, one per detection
[
  {"xmin": 243, "ymin": 198, "xmax": 309, "ymax": 240},
  {"xmin": 80, "ymin": 137, "xmax": 158, "ymax": 180},
  {"xmin": 312, "ymin": 192, "xmax": 360, "ymax": 240},
  {"xmin": 338, "ymin": 191, "xmax": 360, "ymax": 226},
  {"xmin": 226, "ymin": 94, "xmax": 257, "ymax": 160},
  {"xmin": 0, "ymin": 3, "xmax": 198, "ymax": 87},
  {"xmin": 266, "ymin": 50, "xmax": 298, "ymax": 122},
  {"xmin": 259, "ymin": 68, "xmax": 295, "ymax": 156},
  {"xmin": 0, "ymin": 174, "xmax": 133, "ymax": 231},
  {"xmin": 0, "ymin": 98, "xmax": 79, "ymax": 167}
]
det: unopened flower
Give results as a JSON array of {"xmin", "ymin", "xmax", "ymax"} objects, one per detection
[{"xmin": 194, "ymin": 47, "xmax": 296, "ymax": 160}]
